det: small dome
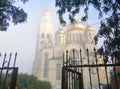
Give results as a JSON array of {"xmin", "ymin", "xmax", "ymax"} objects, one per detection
[
  {"xmin": 66, "ymin": 23, "xmax": 85, "ymax": 31},
  {"xmin": 86, "ymin": 25, "xmax": 94, "ymax": 31},
  {"xmin": 56, "ymin": 28, "xmax": 65, "ymax": 34},
  {"xmin": 43, "ymin": 10, "xmax": 51, "ymax": 16}
]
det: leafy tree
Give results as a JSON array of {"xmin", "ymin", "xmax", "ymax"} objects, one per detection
[
  {"xmin": 0, "ymin": 0, "xmax": 28, "ymax": 31},
  {"xmin": 0, "ymin": 73, "xmax": 52, "ymax": 89},
  {"xmin": 55, "ymin": 0, "xmax": 120, "ymax": 60},
  {"xmin": 17, "ymin": 73, "xmax": 52, "ymax": 89}
]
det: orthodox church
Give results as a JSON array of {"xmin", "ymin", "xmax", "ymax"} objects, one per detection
[{"xmin": 32, "ymin": 10, "xmax": 108, "ymax": 89}]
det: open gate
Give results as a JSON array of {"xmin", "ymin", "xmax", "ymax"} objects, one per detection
[{"xmin": 62, "ymin": 49, "xmax": 120, "ymax": 89}]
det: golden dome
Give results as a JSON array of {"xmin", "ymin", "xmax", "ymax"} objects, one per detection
[
  {"xmin": 56, "ymin": 28, "xmax": 65, "ymax": 34},
  {"xmin": 86, "ymin": 25, "xmax": 94, "ymax": 31},
  {"xmin": 66, "ymin": 23, "xmax": 85, "ymax": 31}
]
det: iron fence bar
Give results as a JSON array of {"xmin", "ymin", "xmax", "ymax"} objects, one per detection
[
  {"xmin": 113, "ymin": 67, "xmax": 119, "ymax": 89},
  {"xmin": 9, "ymin": 52, "xmax": 17, "ymax": 89},
  {"xmin": 13, "ymin": 52, "xmax": 17, "ymax": 67},
  {"xmin": 72, "ymin": 49, "xmax": 75, "ymax": 89},
  {"xmin": 63, "ymin": 53, "xmax": 65, "ymax": 66},
  {"xmin": 94, "ymin": 48, "xmax": 101, "ymax": 89},
  {"xmin": 66, "ymin": 50, "xmax": 68, "ymax": 66},
  {"xmin": 72, "ymin": 73, "xmax": 73, "ymax": 89},
  {"xmin": 77, "ymin": 62, "xmax": 80, "ymax": 89},
  {"xmin": 111, "ymin": 56, "xmax": 119, "ymax": 89},
  {"xmin": 0, "ymin": 67, "xmax": 19, "ymax": 70},
  {"xmin": 62, "ymin": 49, "xmax": 120, "ymax": 89},
  {"xmin": 87, "ymin": 49, "xmax": 92, "ymax": 89},
  {"xmin": 10, "ymin": 68, "xmax": 18, "ymax": 89},
  {"xmin": 66, "ymin": 50, "xmax": 68, "ymax": 89},
  {"xmin": 75, "ymin": 63, "xmax": 77, "ymax": 89},
  {"xmin": 3, "ymin": 53, "xmax": 12, "ymax": 89},
  {"xmin": 80, "ymin": 49, "xmax": 84, "ymax": 89},
  {"xmin": 0, "ymin": 53, "xmax": 7, "ymax": 83},
  {"xmin": 62, "ymin": 53, "xmax": 65, "ymax": 89},
  {"xmin": 63, "ymin": 63, "xmax": 120, "ymax": 67},
  {"xmin": 104, "ymin": 65, "xmax": 109, "ymax": 89},
  {"xmin": 61, "ymin": 67, "xmax": 64, "ymax": 89},
  {"xmin": 68, "ymin": 56, "xmax": 70, "ymax": 89}
]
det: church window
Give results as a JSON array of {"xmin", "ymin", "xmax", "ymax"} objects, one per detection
[
  {"xmin": 56, "ymin": 64, "xmax": 61, "ymax": 80},
  {"xmin": 44, "ymin": 52, "xmax": 49, "ymax": 78}
]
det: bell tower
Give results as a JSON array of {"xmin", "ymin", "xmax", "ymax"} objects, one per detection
[
  {"xmin": 32, "ymin": 10, "xmax": 53, "ymax": 78},
  {"xmin": 38, "ymin": 10, "xmax": 53, "ymax": 49}
]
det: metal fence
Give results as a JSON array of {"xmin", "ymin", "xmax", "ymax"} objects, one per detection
[
  {"xmin": 61, "ymin": 48, "xmax": 120, "ymax": 89},
  {"xmin": 0, "ymin": 53, "xmax": 18, "ymax": 89}
]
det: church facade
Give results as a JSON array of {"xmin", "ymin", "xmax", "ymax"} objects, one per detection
[{"xmin": 32, "ymin": 10, "xmax": 108, "ymax": 89}]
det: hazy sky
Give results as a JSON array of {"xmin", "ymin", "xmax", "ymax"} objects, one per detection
[{"xmin": 0, "ymin": 0, "xmax": 101, "ymax": 74}]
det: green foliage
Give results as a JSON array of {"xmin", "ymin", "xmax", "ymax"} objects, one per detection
[
  {"xmin": 0, "ymin": 73, "xmax": 52, "ymax": 89},
  {"xmin": 55, "ymin": 0, "xmax": 120, "ymax": 60},
  {"xmin": 17, "ymin": 73, "xmax": 52, "ymax": 89},
  {"xmin": 101, "ymin": 84, "xmax": 112, "ymax": 89},
  {"xmin": 0, "ymin": 0, "xmax": 28, "ymax": 31},
  {"xmin": 0, "ymin": 74, "xmax": 12, "ymax": 89}
]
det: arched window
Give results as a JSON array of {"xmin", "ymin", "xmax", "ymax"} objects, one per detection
[
  {"xmin": 46, "ymin": 34, "xmax": 49, "ymax": 43},
  {"xmin": 73, "ymin": 34, "xmax": 75, "ymax": 42},
  {"xmin": 41, "ymin": 33, "xmax": 44, "ymax": 38},
  {"xmin": 44, "ymin": 52, "xmax": 49, "ymax": 78},
  {"xmin": 41, "ymin": 33, "xmax": 44, "ymax": 43},
  {"xmin": 76, "ymin": 33, "xmax": 79, "ymax": 43},
  {"xmin": 79, "ymin": 33, "xmax": 81, "ymax": 42}
]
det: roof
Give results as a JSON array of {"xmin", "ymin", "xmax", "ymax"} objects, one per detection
[
  {"xmin": 56, "ymin": 28, "xmax": 65, "ymax": 34},
  {"xmin": 66, "ymin": 23, "xmax": 85, "ymax": 31}
]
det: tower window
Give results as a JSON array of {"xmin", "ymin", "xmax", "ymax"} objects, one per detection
[
  {"xmin": 44, "ymin": 52, "xmax": 49, "ymax": 78},
  {"xmin": 47, "ymin": 34, "xmax": 49, "ymax": 43},
  {"xmin": 41, "ymin": 33, "xmax": 44, "ymax": 38},
  {"xmin": 47, "ymin": 34, "xmax": 49, "ymax": 39},
  {"xmin": 41, "ymin": 33, "xmax": 44, "ymax": 43}
]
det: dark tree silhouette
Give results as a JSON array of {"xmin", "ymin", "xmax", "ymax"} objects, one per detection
[
  {"xmin": 55, "ymin": 0, "xmax": 120, "ymax": 60},
  {"xmin": 0, "ymin": 0, "xmax": 28, "ymax": 31}
]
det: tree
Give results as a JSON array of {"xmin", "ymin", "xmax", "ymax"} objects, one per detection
[
  {"xmin": 0, "ymin": 0, "xmax": 28, "ymax": 31},
  {"xmin": 55, "ymin": 0, "xmax": 120, "ymax": 60},
  {"xmin": 17, "ymin": 73, "xmax": 52, "ymax": 89},
  {"xmin": 0, "ymin": 73, "xmax": 52, "ymax": 89}
]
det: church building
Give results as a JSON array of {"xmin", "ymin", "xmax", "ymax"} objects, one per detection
[{"xmin": 32, "ymin": 10, "xmax": 108, "ymax": 89}]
